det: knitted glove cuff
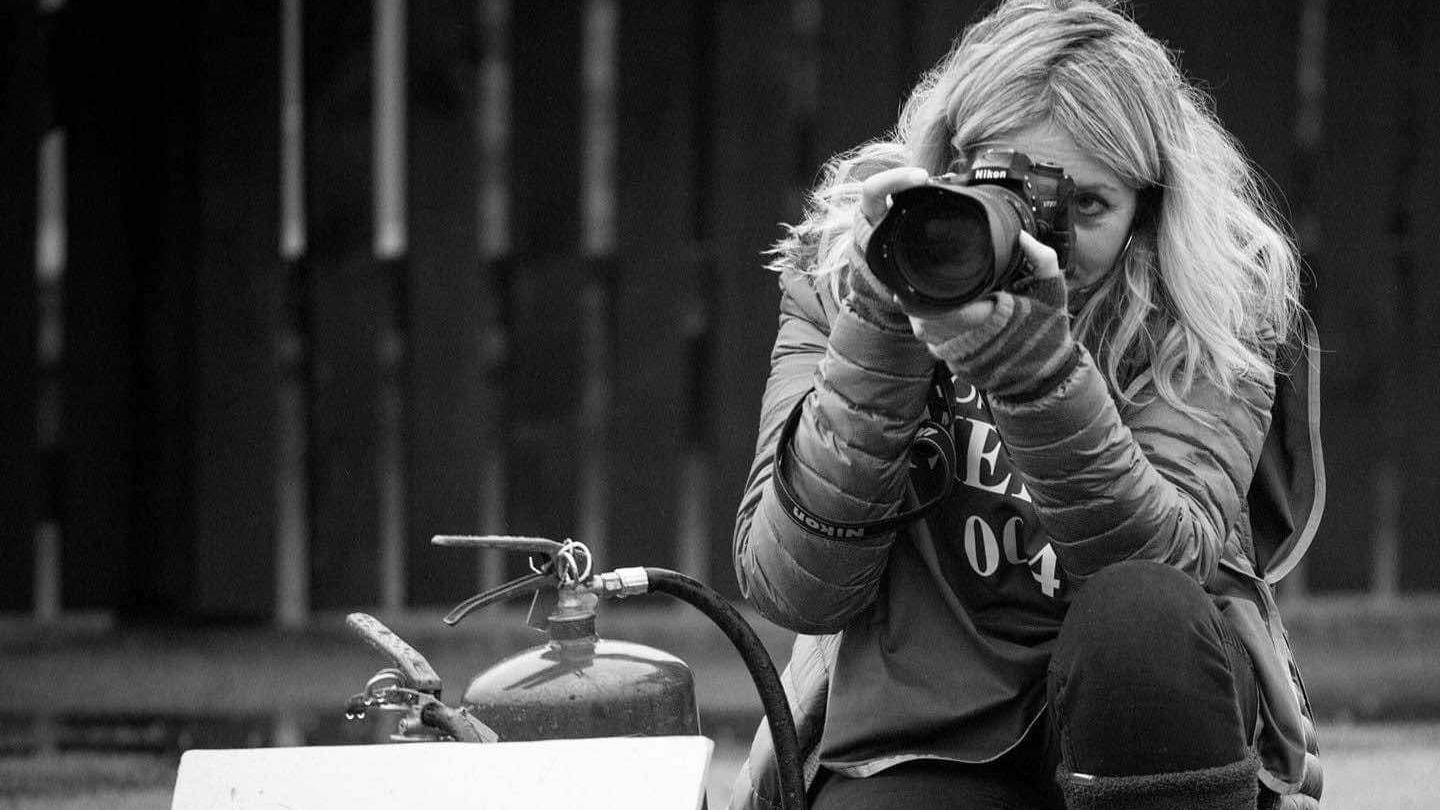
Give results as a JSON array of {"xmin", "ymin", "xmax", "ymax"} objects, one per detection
[
  {"xmin": 1011, "ymin": 272, "xmax": 1068, "ymax": 311},
  {"xmin": 929, "ymin": 285, "xmax": 1079, "ymax": 403},
  {"xmin": 842, "ymin": 210, "xmax": 911, "ymax": 334}
]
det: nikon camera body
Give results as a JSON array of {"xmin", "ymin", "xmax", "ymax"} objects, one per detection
[{"xmin": 865, "ymin": 149, "xmax": 1076, "ymax": 309}]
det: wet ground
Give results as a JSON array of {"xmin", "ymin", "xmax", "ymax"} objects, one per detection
[
  {"xmin": 1, "ymin": 722, "xmax": 1437, "ymax": 809},
  {"xmin": 4, "ymin": 596, "xmax": 1439, "ymax": 807}
]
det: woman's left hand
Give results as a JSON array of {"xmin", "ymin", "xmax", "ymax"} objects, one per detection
[{"xmin": 906, "ymin": 231, "xmax": 1061, "ymax": 347}]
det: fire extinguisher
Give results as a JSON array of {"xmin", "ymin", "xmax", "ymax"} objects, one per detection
[{"xmin": 345, "ymin": 534, "xmax": 806, "ymax": 810}]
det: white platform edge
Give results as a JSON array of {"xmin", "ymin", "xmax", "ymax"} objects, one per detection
[{"xmin": 171, "ymin": 735, "xmax": 715, "ymax": 810}]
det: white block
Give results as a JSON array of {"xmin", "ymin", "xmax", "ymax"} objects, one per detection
[{"xmin": 171, "ymin": 736, "xmax": 714, "ymax": 810}]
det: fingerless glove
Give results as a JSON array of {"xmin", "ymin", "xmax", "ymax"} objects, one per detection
[
  {"xmin": 928, "ymin": 274, "xmax": 1080, "ymax": 403},
  {"xmin": 842, "ymin": 212, "xmax": 913, "ymax": 334}
]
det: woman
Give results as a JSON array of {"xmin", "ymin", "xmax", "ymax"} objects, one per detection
[{"xmin": 730, "ymin": 1, "xmax": 1322, "ymax": 808}]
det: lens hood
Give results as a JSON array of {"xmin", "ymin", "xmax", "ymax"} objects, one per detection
[{"xmin": 866, "ymin": 180, "xmax": 1032, "ymax": 309}]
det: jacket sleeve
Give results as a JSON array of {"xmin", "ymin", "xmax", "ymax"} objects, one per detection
[
  {"xmin": 733, "ymin": 269, "xmax": 935, "ymax": 634},
  {"xmin": 989, "ymin": 348, "xmax": 1275, "ymax": 585},
  {"xmin": 927, "ymin": 282, "xmax": 1276, "ymax": 585}
]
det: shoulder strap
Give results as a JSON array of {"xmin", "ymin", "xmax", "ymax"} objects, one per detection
[{"xmin": 1248, "ymin": 310, "xmax": 1326, "ymax": 583}]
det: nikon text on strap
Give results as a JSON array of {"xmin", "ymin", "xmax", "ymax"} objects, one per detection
[{"xmin": 771, "ymin": 366, "xmax": 959, "ymax": 541}]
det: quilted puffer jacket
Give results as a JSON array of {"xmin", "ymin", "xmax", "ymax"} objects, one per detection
[{"xmin": 731, "ymin": 267, "xmax": 1324, "ymax": 808}]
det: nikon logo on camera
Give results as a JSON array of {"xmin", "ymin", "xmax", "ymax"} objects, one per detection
[{"xmin": 973, "ymin": 168, "xmax": 1008, "ymax": 180}]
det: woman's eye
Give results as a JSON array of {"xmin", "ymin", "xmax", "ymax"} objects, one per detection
[{"xmin": 1074, "ymin": 193, "xmax": 1109, "ymax": 216}]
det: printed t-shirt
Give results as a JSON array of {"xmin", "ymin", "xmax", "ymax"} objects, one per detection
[{"xmin": 819, "ymin": 376, "xmax": 1072, "ymax": 773}]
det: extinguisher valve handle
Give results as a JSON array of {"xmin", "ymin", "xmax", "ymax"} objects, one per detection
[
  {"xmin": 431, "ymin": 534, "xmax": 565, "ymax": 556},
  {"xmin": 589, "ymin": 567, "xmax": 651, "ymax": 598},
  {"xmin": 345, "ymin": 612, "xmax": 444, "ymax": 693}
]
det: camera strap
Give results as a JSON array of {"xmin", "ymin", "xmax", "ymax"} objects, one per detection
[{"xmin": 772, "ymin": 365, "xmax": 958, "ymax": 541}]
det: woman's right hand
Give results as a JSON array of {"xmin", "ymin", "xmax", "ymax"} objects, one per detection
[
  {"xmin": 857, "ymin": 166, "xmax": 931, "ymax": 234},
  {"xmin": 854, "ymin": 166, "xmax": 1002, "ymax": 344},
  {"xmin": 908, "ymin": 231, "xmax": 1064, "ymax": 347},
  {"xmin": 844, "ymin": 167, "xmax": 931, "ymax": 329}
]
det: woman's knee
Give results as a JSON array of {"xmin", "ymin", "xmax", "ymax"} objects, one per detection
[
  {"xmin": 1048, "ymin": 560, "xmax": 1255, "ymax": 775},
  {"xmin": 1053, "ymin": 560, "xmax": 1239, "ymax": 696},
  {"xmin": 1058, "ymin": 560, "xmax": 1215, "ymax": 658}
]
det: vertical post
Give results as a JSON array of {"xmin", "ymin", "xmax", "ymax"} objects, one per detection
[
  {"xmin": 678, "ymin": 0, "xmax": 716, "ymax": 582},
  {"xmin": 281, "ymin": 0, "xmax": 306, "ymax": 262},
  {"xmin": 271, "ymin": 714, "xmax": 304, "ymax": 747},
  {"xmin": 404, "ymin": 0, "xmax": 488, "ymax": 601},
  {"xmin": 34, "ymin": 127, "xmax": 66, "ymax": 623},
  {"xmin": 1281, "ymin": 0, "xmax": 1327, "ymax": 605},
  {"xmin": 790, "ymin": 0, "xmax": 822, "ymax": 202},
  {"xmin": 304, "ymin": 0, "xmax": 382, "ymax": 611},
  {"xmin": 1369, "ymin": 465, "xmax": 1399, "ymax": 601},
  {"xmin": 33, "ymin": 523, "xmax": 62, "ymax": 621},
  {"xmin": 374, "ymin": 0, "xmax": 406, "ymax": 263},
  {"xmin": 276, "ymin": 0, "xmax": 310, "ymax": 628},
  {"xmin": 580, "ymin": 0, "xmax": 618, "ymax": 262},
  {"xmin": 504, "ymin": 3, "xmax": 582, "ymax": 553},
  {"xmin": 577, "ymin": 0, "xmax": 617, "ymax": 562},
  {"xmin": 476, "ymin": 0, "xmax": 511, "ymax": 591},
  {"xmin": 57, "ymin": 0, "xmax": 142, "ymax": 615},
  {"xmin": 374, "ymin": 0, "xmax": 408, "ymax": 613}
]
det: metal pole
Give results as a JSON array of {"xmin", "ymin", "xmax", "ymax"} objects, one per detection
[
  {"xmin": 276, "ymin": 0, "xmax": 311, "ymax": 628},
  {"xmin": 374, "ymin": 0, "xmax": 409, "ymax": 614},
  {"xmin": 34, "ymin": 120, "xmax": 65, "ymax": 623},
  {"xmin": 577, "ymin": 0, "xmax": 618, "ymax": 562},
  {"xmin": 1282, "ymin": 0, "xmax": 1327, "ymax": 604},
  {"xmin": 678, "ymin": 0, "xmax": 718, "ymax": 582},
  {"xmin": 476, "ymin": 0, "xmax": 513, "ymax": 591}
]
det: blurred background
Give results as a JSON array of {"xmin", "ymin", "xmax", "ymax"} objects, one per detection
[{"xmin": 2, "ymin": 0, "xmax": 1438, "ymax": 807}]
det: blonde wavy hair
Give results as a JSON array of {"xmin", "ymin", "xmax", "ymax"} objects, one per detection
[{"xmin": 770, "ymin": 0, "xmax": 1302, "ymax": 407}]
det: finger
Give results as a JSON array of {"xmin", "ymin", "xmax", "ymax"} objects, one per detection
[
  {"xmin": 1017, "ymin": 231, "xmax": 1061, "ymax": 279},
  {"xmin": 907, "ymin": 300, "xmax": 996, "ymax": 346},
  {"xmin": 859, "ymin": 166, "xmax": 931, "ymax": 225}
]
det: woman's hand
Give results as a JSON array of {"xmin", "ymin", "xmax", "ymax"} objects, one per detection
[
  {"xmin": 907, "ymin": 232, "xmax": 1061, "ymax": 348},
  {"xmin": 854, "ymin": 168, "xmax": 1064, "ymax": 349},
  {"xmin": 845, "ymin": 167, "xmax": 932, "ymax": 328},
  {"xmin": 857, "ymin": 166, "xmax": 931, "ymax": 229},
  {"xmin": 855, "ymin": 167, "xmax": 1063, "ymax": 347}
]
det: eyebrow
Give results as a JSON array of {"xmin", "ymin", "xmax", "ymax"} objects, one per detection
[{"xmin": 1075, "ymin": 180, "xmax": 1125, "ymax": 196}]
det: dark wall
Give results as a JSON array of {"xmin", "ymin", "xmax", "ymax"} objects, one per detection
[
  {"xmin": 0, "ymin": 4, "xmax": 44, "ymax": 611},
  {"xmin": 188, "ymin": 0, "xmax": 282, "ymax": 617},
  {"xmin": 1306, "ymin": 0, "xmax": 1440, "ymax": 592},
  {"xmin": 4, "ymin": 0, "xmax": 1437, "ymax": 620}
]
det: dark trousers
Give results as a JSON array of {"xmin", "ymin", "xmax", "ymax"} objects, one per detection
[{"xmin": 810, "ymin": 560, "xmax": 1259, "ymax": 809}]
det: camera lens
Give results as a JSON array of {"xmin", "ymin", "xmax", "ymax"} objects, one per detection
[
  {"xmin": 871, "ymin": 183, "xmax": 1028, "ymax": 308},
  {"xmin": 889, "ymin": 193, "xmax": 997, "ymax": 304}
]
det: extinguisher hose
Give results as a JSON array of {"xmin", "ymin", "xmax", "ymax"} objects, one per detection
[{"xmin": 641, "ymin": 567, "xmax": 806, "ymax": 810}]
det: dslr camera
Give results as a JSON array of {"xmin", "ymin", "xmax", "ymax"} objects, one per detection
[{"xmin": 865, "ymin": 149, "xmax": 1076, "ymax": 309}]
